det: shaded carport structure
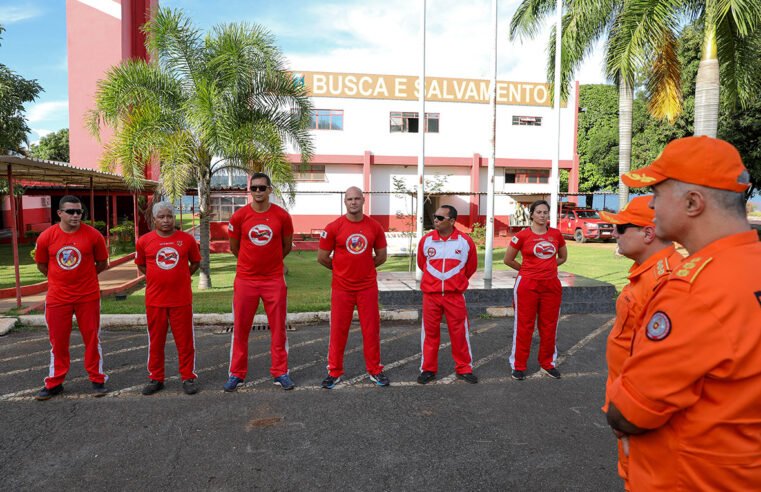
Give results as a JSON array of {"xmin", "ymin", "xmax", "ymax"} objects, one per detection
[{"xmin": 1, "ymin": 154, "xmax": 158, "ymax": 308}]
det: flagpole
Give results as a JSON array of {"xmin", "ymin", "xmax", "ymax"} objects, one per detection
[
  {"xmin": 550, "ymin": 0, "xmax": 562, "ymax": 227},
  {"xmin": 416, "ymin": 0, "xmax": 426, "ymax": 282},
  {"xmin": 484, "ymin": 0, "xmax": 498, "ymax": 287}
]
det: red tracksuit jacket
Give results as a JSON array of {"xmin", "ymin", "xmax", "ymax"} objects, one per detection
[{"xmin": 417, "ymin": 228, "xmax": 478, "ymax": 294}]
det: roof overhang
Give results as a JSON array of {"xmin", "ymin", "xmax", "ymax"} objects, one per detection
[{"xmin": 0, "ymin": 154, "xmax": 158, "ymax": 193}]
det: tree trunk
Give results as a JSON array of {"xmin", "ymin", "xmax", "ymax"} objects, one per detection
[
  {"xmin": 197, "ymin": 163, "xmax": 212, "ymax": 289},
  {"xmin": 618, "ymin": 80, "xmax": 633, "ymax": 208},
  {"xmin": 694, "ymin": 24, "xmax": 720, "ymax": 137}
]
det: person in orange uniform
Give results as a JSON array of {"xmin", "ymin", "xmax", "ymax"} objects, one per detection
[
  {"xmin": 34, "ymin": 195, "xmax": 110, "ymax": 400},
  {"xmin": 599, "ymin": 195, "xmax": 683, "ymax": 489},
  {"xmin": 606, "ymin": 136, "xmax": 761, "ymax": 490},
  {"xmin": 317, "ymin": 187, "xmax": 389, "ymax": 389},
  {"xmin": 135, "ymin": 201, "xmax": 201, "ymax": 396}
]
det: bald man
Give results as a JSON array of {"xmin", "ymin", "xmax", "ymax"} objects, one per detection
[{"xmin": 317, "ymin": 187, "xmax": 389, "ymax": 388}]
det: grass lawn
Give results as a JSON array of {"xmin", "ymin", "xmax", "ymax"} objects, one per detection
[
  {"xmin": 100, "ymin": 243, "xmax": 632, "ymax": 314},
  {"xmin": 0, "ymin": 243, "xmax": 46, "ymax": 289}
]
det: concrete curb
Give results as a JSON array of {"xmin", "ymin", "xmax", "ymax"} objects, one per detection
[
  {"xmin": 0, "ymin": 317, "xmax": 17, "ymax": 336},
  {"xmin": 16, "ymin": 309, "xmax": 420, "ymax": 329}
]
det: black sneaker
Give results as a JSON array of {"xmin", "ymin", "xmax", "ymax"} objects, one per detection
[
  {"xmin": 35, "ymin": 384, "xmax": 64, "ymax": 401},
  {"xmin": 369, "ymin": 372, "xmax": 390, "ymax": 387},
  {"xmin": 457, "ymin": 372, "xmax": 478, "ymax": 384},
  {"xmin": 511, "ymin": 370, "xmax": 526, "ymax": 381},
  {"xmin": 417, "ymin": 371, "xmax": 436, "ymax": 385},
  {"xmin": 542, "ymin": 367, "xmax": 562, "ymax": 379},
  {"xmin": 182, "ymin": 379, "xmax": 198, "ymax": 395},
  {"xmin": 142, "ymin": 380, "xmax": 164, "ymax": 396},
  {"xmin": 92, "ymin": 382, "xmax": 109, "ymax": 397},
  {"xmin": 321, "ymin": 374, "xmax": 341, "ymax": 389}
]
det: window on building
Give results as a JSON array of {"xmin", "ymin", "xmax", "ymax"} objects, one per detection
[
  {"xmin": 505, "ymin": 168, "xmax": 550, "ymax": 184},
  {"xmin": 512, "ymin": 115, "xmax": 542, "ymax": 126},
  {"xmin": 309, "ymin": 109, "xmax": 343, "ymax": 130},
  {"xmin": 210, "ymin": 195, "xmax": 248, "ymax": 221},
  {"xmin": 292, "ymin": 164, "xmax": 326, "ymax": 181},
  {"xmin": 390, "ymin": 112, "xmax": 440, "ymax": 133}
]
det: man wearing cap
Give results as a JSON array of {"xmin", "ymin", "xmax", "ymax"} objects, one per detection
[
  {"xmin": 599, "ymin": 195, "xmax": 683, "ymax": 489},
  {"xmin": 606, "ymin": 136, "xmax": 761, "ymax": 490}
]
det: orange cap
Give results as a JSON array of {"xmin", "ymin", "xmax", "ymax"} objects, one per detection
[
  {"xmin": 599, "ymin": 196, "xmax": 655, "ymax": 227},
  {"xmin": 621, "ymin": 136, "xmax": 750, "ymax": 192}
]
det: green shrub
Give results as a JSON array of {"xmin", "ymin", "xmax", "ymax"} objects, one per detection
[{"xmin": 470, "ymin": 222, "xmax": 486, "ymax": 248}]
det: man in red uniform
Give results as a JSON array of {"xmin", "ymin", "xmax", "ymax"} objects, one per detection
[
  {"xmin": 34, "ymin": 195, "xmax": 109, "ymax": 400},
  {"xmin": 317, "ymin": 187, "xmax": 388, "ymax": 389},
  {"xmin": 225, "ymin": 172, "xmax": 295, "ymax": 391},
  {"xmin": 417, "ymin": 205, "xmax": 479, "ymax": 384},
  {"xmin": 599, "ymin": 195, "xmax": 683, "ymax": 489},
  {"xmin": 607, "ymin": 136, "xmax": 761, "ymax": 490},
  {"xmin": 135, "ymin": 201, "xmax": 201, "ymax": 396}
]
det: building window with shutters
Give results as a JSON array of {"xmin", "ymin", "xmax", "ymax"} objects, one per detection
[{"xmin": 390, "ymin": 112, "xmax": 440, "ymax": 133}]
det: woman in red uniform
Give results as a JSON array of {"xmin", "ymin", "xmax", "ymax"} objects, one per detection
[{"xmin": 503, "ymin": 200, "xmax": 567, "ymax": 380}]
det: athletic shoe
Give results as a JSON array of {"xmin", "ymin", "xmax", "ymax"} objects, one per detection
[
  {"xmin": 92, "ymin": 382, "xmax": 109, "ymax": 397},
  {"xmin": 511, "ymin": 370, "xmax": 526, "ymax": 381},
  {"xmin": 321, "ymin": 374, "xmax": 341, "ymax": 389},
  {"xmin": 542, "ymin": 367, "xmax": 562, "ymax": 379},
  {"xmin": 35, "ymin": 384, "xmax": 63, "ymax": 401},
  {"xmin": 182, "ymin": 379, "xmax": 198, "ymax": 395},
  {"xmin": 417, "ymin": 371, "xmax": 436, "ymax": 385},
  {"xmin": 142, "ymin": 380, "xmax": 164, "ymax": 396},
  {"xmin": 273, "ymin": 374, "xmax": 295, "ymax": 390},
  {"xmin": 456, "ymin": 372, "xmax": 478, "ymax": 384},
  {"xmin": 223, "ymin": 375, "xmax": 244, "ymax": 392},
  {"xmin": 369, "ymin": 372, "xmax": 390, "ymax": 387}
]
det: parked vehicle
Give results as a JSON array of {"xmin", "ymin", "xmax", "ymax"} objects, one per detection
[{"xmin": 559, "ymin": 205, "xmax": 615, "ymax": 243}]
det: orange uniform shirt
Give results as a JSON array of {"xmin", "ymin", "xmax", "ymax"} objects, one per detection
[
  {"xmin": 609, "ymin": 230, "xmax": 761, "ymax": 491},
  {"xmin": 603, "ymin": 244, "xmax": 682, "ymax": 487}
]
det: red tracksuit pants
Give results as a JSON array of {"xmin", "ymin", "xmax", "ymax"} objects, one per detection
[
  {"xmin": 510, "ymin": 275, "xmax": 562, "ymax": 371},
  {"xmin": 421, "ymin": 292, "xmax": 473, "ymax": 374},
  {"xmin": 44, "ymin": 299, "xmax": 107, "ymax": 388},
  {"xmin": 146, "ymin": 304, "xmax": 197, "ymax": 382},
  {"xmin": 229, "ymin": 276, "xmax": 288, "ymax": 379},
  {"xmin": 327, "ymin": 285, "xmax": 383, "ymax": 378}
]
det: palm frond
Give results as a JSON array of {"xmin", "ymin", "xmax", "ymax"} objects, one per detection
[
  {"xmin": 142, "ymin": 7, "xmax": 204, "ymax": 90},
  {"xmin": 510, "ymin": 0, "xmax": 560, "ymax": 41},
  {"xmin": 647, "ymin": 28, "xmax": 682, "ymax": 122}
]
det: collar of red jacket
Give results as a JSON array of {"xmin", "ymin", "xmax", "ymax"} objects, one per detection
[{"xmin": 430, "ymin": 228, "xmax": 463, "ymax": 241}]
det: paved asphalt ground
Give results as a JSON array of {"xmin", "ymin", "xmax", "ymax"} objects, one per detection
[{"xmin": 0, "ymin": 314, "xmax": 620, "ymax": 491}]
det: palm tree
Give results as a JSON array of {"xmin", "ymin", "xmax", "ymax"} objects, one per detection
[
  {"xmin": 510, "ymin": 0, "xmax": 676, "ymax": 206},
  {"xmin": 88, "ymin": 8, "xmax": 313, "ymax": 289},
  {"xmin": 610, "ymin": 0, "xmax": 761, "ymax": 138}
]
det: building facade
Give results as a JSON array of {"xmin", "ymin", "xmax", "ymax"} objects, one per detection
[{"xmin": 215, "ymin": 71, "xmax": 580, "ymax": 235}]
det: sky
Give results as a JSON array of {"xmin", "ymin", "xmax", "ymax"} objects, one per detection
[{"xmin": 0, "ymin": 0, "xmax": 609, "ymax": 146}]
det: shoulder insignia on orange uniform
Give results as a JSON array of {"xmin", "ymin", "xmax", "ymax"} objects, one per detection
[
  {"xmin": 654, "ymin": 256, "xmax": 675, "ymax": 279},
  {"xmin": 670, "ymin": 256, "xmax": 713, "ymax": 285}
]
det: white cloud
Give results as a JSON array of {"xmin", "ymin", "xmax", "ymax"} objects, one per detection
[
  {"xmin": 282, "ymin": 0, "xmax": 608, "ymax": 86},
  {"xmin": 31, "ymin": 128, "xmax": 53, "ymax": 138},
  {"xmin": 0, "ymin": 5, "xmax": 44, "ymax": 23},
  {"xmin": 26, "ymin": 100, "xmax": 68, "ymax": 123}
]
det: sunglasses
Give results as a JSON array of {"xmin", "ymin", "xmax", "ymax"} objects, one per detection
[
  {"xmin": 250, "ymin": 185, "xmax": 270, "ymax": 192},
  {"xmin": 61, "ymin": 209, "xmax": 83, "ymax": 216},
  {"xmin": 433, "ymin": 215, "xmax": 451, "ymax": 221},
  {"xmin": 615, "ymin": 223, "xmax": 640, "ymax": 234}
]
